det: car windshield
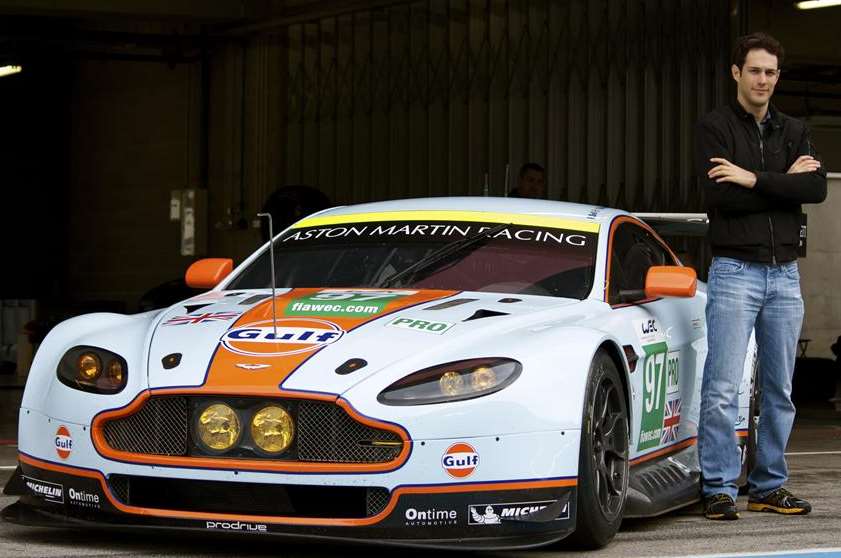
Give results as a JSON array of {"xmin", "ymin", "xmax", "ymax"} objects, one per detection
[{"xmin": 227, "ymin": 217, "xmax": 598, "ymax": 299}]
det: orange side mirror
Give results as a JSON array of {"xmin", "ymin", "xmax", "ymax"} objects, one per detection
[
  {"xmin": 645, "ymin": 266, "xmax": 697, "ymax": 299},
  {"xmin": 185, "ymin": 258, "xmax": 233, "ymax": 289}
]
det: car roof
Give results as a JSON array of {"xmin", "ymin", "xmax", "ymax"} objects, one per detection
[{"xmin": 311, "ymin": 196, "xmax": 629, "ymax": 227}]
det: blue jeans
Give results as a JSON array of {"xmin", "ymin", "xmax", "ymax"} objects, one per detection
[{"xmin": 699, "ymin": 256, "xmax": 804, "ymax": 500}]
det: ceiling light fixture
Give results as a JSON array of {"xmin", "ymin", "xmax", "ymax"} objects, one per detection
[
  {"xmin": 796, "ymin": 0, "xmax": 841, "ymax": 9},
  {"xmin": 0, "ymin": 65, "xmax": 23, "ymax": 78}
]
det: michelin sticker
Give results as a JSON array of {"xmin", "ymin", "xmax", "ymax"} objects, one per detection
[
  {"xmin": 634, "ymin": 318, "xmax": 681, "ymax": 451},
  {"xmin": 286, "ymin": 290, "xmax": 416, "ymax": 317},
  {"xmin": 468, "ymin": 500, "xmax": 569, "ymax": 525},
  {"xmin": 388, "ymin": 317, "xmax": 454, "ymax": 335},
  {"xmin": 23, "ymin": 477, "xmax": 64, "ymax": 504}
]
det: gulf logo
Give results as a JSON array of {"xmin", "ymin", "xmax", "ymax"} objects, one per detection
[
  {"xmin": 221, "ymin": 318, "xmax": 345, "ymax": 357},
  {"xmin": 441, "ymin": 442, "xmax": 479, "ymax": 478},
  {"xmin": 55, "ymin": 425, "xmax": 72, "ymax": 459}
]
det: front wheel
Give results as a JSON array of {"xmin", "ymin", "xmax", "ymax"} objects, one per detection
[{"xmin": 568, "ymin": 349, "xmax": 629, "ymax": 549}]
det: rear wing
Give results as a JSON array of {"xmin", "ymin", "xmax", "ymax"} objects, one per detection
[{"xmin": 633, "ymin": 213, "xmax": 708, "ymax": 237}]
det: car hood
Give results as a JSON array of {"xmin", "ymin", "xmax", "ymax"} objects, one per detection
[{"xmin": 147, "ymin": 287, "xmax": 584, "ymax": 395}]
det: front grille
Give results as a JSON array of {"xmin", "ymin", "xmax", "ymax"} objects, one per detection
[
  {"xmin": 366, "ymin": 487, "xmax": 391, "ymax": 516},
  {"xmin": 101, "ymin": 396, "xmax": 403, "ymax": 464},
  {"xmin": 103, "ymin": 396, "xmax": 189, "ymax": 456},
  {"xmin": 108, "ymin": 475, "xmax": 129, "ymax": 502},
  {"xmin": 108, "ymin": 474, "xmax": 389, "ymax": 518},
  {"xmin": 298, "ymin": 401, "xmax": 402, "ymax": 463}
]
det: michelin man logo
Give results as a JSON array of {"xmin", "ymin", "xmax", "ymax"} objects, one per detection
[{"xmin": 470, "ymin": 505, "xmax": 501, "ymax": 524}]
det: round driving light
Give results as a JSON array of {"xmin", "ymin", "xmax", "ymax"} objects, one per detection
[
  {"xmin": 77, "ymin": 353, "xmax": 101, "ymax": 381},
  {"xmin": 197, "ymin": 404, "xmax": 241, "ymax": 451},
  {"xmin": 470, "ymin": 366, "xmax": 497, "ymax": 392},
  {"xmin": 250, "ymin": 405, "xmax": 295, "ymax": 454},
  {"xmin": 106, "ymin": 359, "xmax": 124, "ymax": 384},
  {"xmin": 439, "ymin": 370, "xmax": 464, "ymax": 396}
]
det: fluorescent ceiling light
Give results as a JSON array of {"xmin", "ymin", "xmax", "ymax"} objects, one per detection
[
  {"xmin": 0, "ymin": 65, "xmax": 23, "ymax": 78},
  {"xmin": 796, "ymin": 0, "xmax": 841, "ymax": 9}
]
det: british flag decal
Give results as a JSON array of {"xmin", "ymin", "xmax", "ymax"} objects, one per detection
[
  {"xmin": 660, "ymin": 397, "xmax": 681, "ymax": 444},
  {"xmin": 163, "ymin": 312, "xmax": 240, "ymax": 326}
]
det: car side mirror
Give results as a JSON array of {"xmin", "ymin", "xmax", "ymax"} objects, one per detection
[
  {"xmin": 645, "ymin": 266, "xmax": 697, "ymax": 298},
  {"xmin": 185, "ymin": 258, "xmax": 234, "ymax": 289}
]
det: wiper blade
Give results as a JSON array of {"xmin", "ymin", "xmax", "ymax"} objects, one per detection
[{"xmin": 377, "ymin": 222, "xmax": 510, "ymax": 289}]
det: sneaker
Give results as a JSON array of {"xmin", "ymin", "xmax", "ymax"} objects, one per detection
[
  {"xmin": 747, "ymin": 488, "xmax": 811, "ymax": 515},
  {"xmin": 704, "ymin": 493, "xmax": 740, "ymax": 520}
]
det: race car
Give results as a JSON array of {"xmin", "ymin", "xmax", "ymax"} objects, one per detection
[{"xmin": 2, "ymin": 197, "xmax": 757, "ymax": 549}]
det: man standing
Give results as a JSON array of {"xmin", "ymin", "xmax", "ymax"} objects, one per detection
[{"xmin": 696, "ymin": 32, "xmax": 826, "ymax": 520}]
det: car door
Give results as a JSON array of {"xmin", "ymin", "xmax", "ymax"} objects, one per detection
[{"xmin": 603, "ymin": 218, "xmax": 706, "ymax": 460}]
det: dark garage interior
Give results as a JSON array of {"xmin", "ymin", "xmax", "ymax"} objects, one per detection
[{"xmin": 0, "ymin": 1, "xmax": 840, "ymax": 555}]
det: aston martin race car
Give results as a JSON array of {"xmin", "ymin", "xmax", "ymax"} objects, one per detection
[{"xmin": 2, "ymin": 197, "xmax": 757, "ymax": 549}]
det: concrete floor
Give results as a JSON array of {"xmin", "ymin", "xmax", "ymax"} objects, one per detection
[{"xmin": 1, "ymin": 382, "xmax": 840, "ymax": 557}]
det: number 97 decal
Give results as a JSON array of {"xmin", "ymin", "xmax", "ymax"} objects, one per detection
[{"xmin": 637, "ymin": 342, "xmax": 681, "ymax": 451}]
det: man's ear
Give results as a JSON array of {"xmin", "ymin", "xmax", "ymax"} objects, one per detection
[{"xmin": 731, "ymin": 64, "xmax": 741, "ymax": 82}]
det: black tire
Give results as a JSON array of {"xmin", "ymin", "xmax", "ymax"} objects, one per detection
[{"xmin": 568, "ymin": 349, "xmax": 630, "ymax": 549}]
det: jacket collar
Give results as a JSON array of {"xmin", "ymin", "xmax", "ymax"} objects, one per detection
[{"xmin": 729, "ymin": 99, "xmax": 783, "ymax": 130}]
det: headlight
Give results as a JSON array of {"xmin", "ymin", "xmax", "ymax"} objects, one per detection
[
  {"xmin": 377, "ymin": 358, "xmax": 522, "ymax": 406},
  {"xmin": 57, "ymin": 346, "xmax": 128, "ymax": 394},
  {"xmin": 196, "ymin": 403, "xmax": 241, "ymax": 453},
  {"xmin": 250, "ymin": 405, "xmax": 295, "ymax": 454}
]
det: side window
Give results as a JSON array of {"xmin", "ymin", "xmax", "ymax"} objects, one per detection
[{"xmin": 609, "ymin": 223, "xmax": 674, "ymax": 304}]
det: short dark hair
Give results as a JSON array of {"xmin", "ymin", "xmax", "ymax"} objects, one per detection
[
  {"xmin": 731, "ymin": 32, "xmax": 784, "ymax": 71},
  {"xmin": 518, "ymin": 162, "xmax": 545, "ymax": 178}
]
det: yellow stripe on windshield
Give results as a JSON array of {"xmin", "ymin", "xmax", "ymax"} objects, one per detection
[{"xmin": 292, "ymin": 210, "xmax": 600, "ymax": 233}]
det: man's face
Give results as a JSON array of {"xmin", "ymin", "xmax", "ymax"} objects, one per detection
[
  {"xmin": 732, "ymin": 49, "xmax": 779, "ymax": 109},
  {"xmin": 517, "ymin": 169, "xmax": 546, "ymax": 198}
]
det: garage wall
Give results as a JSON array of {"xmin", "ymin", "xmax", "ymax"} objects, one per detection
[
  {"xmin": 64, "ymin": 58, "xmax": 201, "ymax": 311},
  {"xmin": 276, "ymin": 0, "xmax": 731, "ymax": 210},
  {"xmin": 52, "ymin": 0, "xmax": 737, "ymax": 310},
  {"xmin": 801, "ymin": 174, "xmax": 841, "ymax": 360}
]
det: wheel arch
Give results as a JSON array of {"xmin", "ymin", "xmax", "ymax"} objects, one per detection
[{"xmin": 596, "ymin": 340, "xmax": 633, "ymax": 435}]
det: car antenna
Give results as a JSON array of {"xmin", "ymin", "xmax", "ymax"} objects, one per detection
[
  {"xmin": 504, "ymin": 163, "xmax": 510, "ymax": 197},
  {"xmin": 257, "ymin": 212, "xmax": 278, "ymax": 338},
  {"xmin": 483, "ymin": 172, "xmax": 489, "ymax": 197}
]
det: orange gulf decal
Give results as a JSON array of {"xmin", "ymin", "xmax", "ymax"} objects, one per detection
[{"xmin": 204, "ymin": 288, "xmax": 458, "ymax": 395}]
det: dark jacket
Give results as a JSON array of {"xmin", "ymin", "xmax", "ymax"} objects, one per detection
[{"xmin": 696, "ymin": 101, "xmax": 827, "ymax": 263}]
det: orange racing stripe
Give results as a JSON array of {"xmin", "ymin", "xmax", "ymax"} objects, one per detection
[
  {"xmin": 204, "ymin": 288, "xmax": 458, "ymax": 395},
  {"xmin": 630, "ymin": 437, "xmax": 697, "ymax": 467},
  {"xmin": 19, "ymin": 453, "xmax": 576, "ymax": 527}
]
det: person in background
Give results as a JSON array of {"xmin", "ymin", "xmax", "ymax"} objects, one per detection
[
  {"xmin": 508, "ymin": 163, "xmax": 546, "ymax": 199},
  {"xmin": 260, "ymin": 185, "xmax": 331, "ymax": 242}
]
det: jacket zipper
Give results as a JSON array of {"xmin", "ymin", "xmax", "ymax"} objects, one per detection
[{"xmin": 756, "ymin": 122, "xmax": 777, "ymax": 265}]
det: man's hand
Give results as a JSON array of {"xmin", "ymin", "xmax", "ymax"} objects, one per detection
[
  {"xmin": 787, "ymin": 155, "xmax": 821, "ymax": 174},
  {"xmin": 708, "ymin": 158, "xmax": 757, "ymax": 189}
]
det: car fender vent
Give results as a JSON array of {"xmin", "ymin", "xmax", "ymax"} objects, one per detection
[
  {"xmin": 424, "ymin": 298, "xmax": 478, "ymax": 310},
  {"xmin": 463, "ymin": 309, "xmax": 509, "ymax": 321},
  {"xmin": 240, "ymin": 294, "xmax": 271, "ymax": 305},
  {"xmin": 183, "ymin": 304, "xmax": 211, "ymax": 313}
]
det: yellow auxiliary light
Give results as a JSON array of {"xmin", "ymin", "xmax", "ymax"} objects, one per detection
[
  {"xmin": 197, "ymin": 403, "xmax": 241, "ymax": 451},
  {"xmin": 106, "ymin": 359, "xmax": 124, "ymax": 385},
  {"xmin": 77, "ymin": 353, "xmax": 102, "ymax": 381},
  {"xmin": 470, "ymin": 366, "xmax": 497, "ymax": 392},
  {"xmin": 251, "ymin": 405, "xmax": 295, "ymax": 454},
  {"xmin": 438, "ymin": 370, "xmax": 464, "ymax": 396}
]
